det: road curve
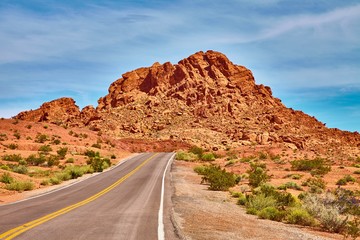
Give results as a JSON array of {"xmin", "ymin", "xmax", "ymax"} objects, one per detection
[{"xmin": 0, "ymin": 152, "xmax": 177, "ymax": 240}]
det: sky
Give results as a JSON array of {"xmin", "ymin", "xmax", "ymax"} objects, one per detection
[{"xmin": 0, "ymin": 0, "xmax": 359, "ymax": 132}]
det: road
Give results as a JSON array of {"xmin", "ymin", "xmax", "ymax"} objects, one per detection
[{"xmin": 0, "ymin": 152, "xmax": 177, "ymax": 240}]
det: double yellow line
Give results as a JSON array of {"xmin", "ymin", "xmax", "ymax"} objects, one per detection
[{"xmin": 0, "ymin": 153, "xmax": 158, "ymax": 240}]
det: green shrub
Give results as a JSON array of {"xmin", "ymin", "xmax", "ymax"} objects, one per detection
[
  {"xmin": 13, "ymin": 132, "xmax": 21, "ymax": 139},
  {"xmin": 0, "ymin": 173, "xmax": 13, "ymax": 184},
  {"xmin": 246, "ymin": 194, "xmax": 277, "ymax": 214},
  {"xmin": 38, "ymin": 145, "xmax": 52, "ymax": 154},
  {"xmin": 176, "ymin": 151, "xmax": 198, "ymax": 161},
  {"xmin": 285, "ymin": 174, "xmax": 303, "ymax": 180},
  {"xmin": 337, "ymin": 175, "xmax": 356, "ymax": 186},
  {"xmin": 5, "ymin": 180, "xmax": 34, "ymax": 192},
  {"xmin": 11, "ymin": 165, "xmax": 28, "ymax": 174},
  {"xmin": 49, "ymin": 177, "xmax": 61, "ymax": 185},
  {"xmin": 344, "ymin": 216, "xmax": 360, "ymax": 240},
  {"xmin": 52, "ymin": 139, "xmax": 61, "ymax": 145},
  {"xmin": 84, "ymin": 149, "xmax": 98, "ymax": 158},
  {"xmin": 57, "ymin": 147, "xmax": 68, "ymax": 159},
  {"xmin": 87, "ymin": 156, "xmax": 111, "ymax": 172},
  {"xmin": 354, "ymin": 170, "xmax": 360, "ymax": 175},
  {"xmin": 35, "ymin": 133, "xmax": 48, "ymax": 143},
  {"xmin": 2, "ymin": 154, "xmax": 22, "ymax": 162},
  {"xmin": 285, "ymin": 207, "xmax": 315, "ymax": 226},
  {"xmin": 7, "ymin": 143, "xmax": 18, "ymax": 149},
  {"xmin": 111, "ymin": 154, "xmax": 116, "ymax": 159},
  {"xmin": 258, "ymin": 206, "xmax": 284, "ymax": 221},
  {"xmin": 47, "ymin": 155, "xmax": 60, "ymax": 167},
  {"xmin": 91, "ymin": 143, "xmax": 101, "ymax": 149},
  {"xmin": 0, "ymin": 133, "xmax": 8, "ymax": 141},
  {"xmin": 201, "ymin": 153, "xmax": 216, "ymax": 161},
  {"xmin": 66, "ymin": 158, "xmax": 75, "ymax": 163},
  {"xmin": 26, "ymin": 154, "xmax": 46, "ymax": 166},
  {"xmin": 40, "ymin": 179, "xmax": 49, "ymax": 186},
  {"xmin": 195, "ymin": 165, "xmax": 237, "ymax": 191},
  {"xmin": 237, "ymin": 195, "xmax": 247, "ymax": 205},
  {"xmin": 291, "ymin": 158, "xmax": 331, "ymax": 176},
  {"xmin": 302, "ymin": 177, "xmax": 326, "ymax": 194},
  {"xmin": 258, "ymin": 152, "xmax": 267, "ymax": 160},
  {"xmin": 189, "ymin": 146, "xmax": 204, "ymax": 158},
  {"xmin": 247, "ymin": 163, "xmax": 270, "ymax": 188},
  {"xmin": 278, "ymin": 182, "xmax": 303, "ymax": 191}
]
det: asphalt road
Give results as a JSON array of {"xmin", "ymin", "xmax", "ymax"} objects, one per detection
[{"xmin": 0, "ymin": 152, "xmax": 177, "ymax": 240}]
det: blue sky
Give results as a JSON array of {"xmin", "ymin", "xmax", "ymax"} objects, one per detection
[{"xmin": 0, "ymin": 0, "xmax": 359, "ymax": 132}]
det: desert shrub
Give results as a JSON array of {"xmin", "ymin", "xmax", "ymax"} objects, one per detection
[
  {"xmin": 26, "ymin": 124, "xmax": 32, "ymax": 129},
  {"xmin": 13, "ymin": 131, "xmax": 21, "ymax": 139},
  {"xmin": 40, "ymin": 179, "xmax": 49, "ymax": 186},
  {"xmin": 285, "ymin": 174, "xmax": 303, "ymax": 180},
  {"xmin": 258, "ymin": 152, "xmax": 267, "ymax": 160},
  {"xmin": 0, "ymin": 164, "xmax": 11, "ymax": 171},
  {"xmin": 52, "ymin": 139, "xmax": 61, "ymax": 145},
  {"xmin": 26, "ymin": 154, "xmax": 46, "ymax": 166},
  {"xmin": 66, "ymin": 158, "xmax": 75, "ymax": 163},
  {"xmin": 193, "ymin": 165, "xmax": 207, "ymax": 175},
  {"xmin": 176, "ymin": 151, "xmax": 198, "ymax": 161},
  {"xmin": 303, "ymin": 193, "xmax": 348, "ymax": 233},
  {"xmin": 195, "ymin": 165, "xmax": 238, "ymax": 191},
  {"xmin": 65, "ymin": 166, "xmax": 84, "ymax": 179},
  {"xmin": 291, "ymin": 158, "xmax": 331, "ymax": 176},
  {"xmin": 302, "ymin": 177, "xmax": 326, "ymax": 194},
  {"xmin": 11, "ymin": 165, "xmax": 28, "ymax": 174},
  {"xmin": 5, "ymin": 180, "xmax": 34, "ymax": 192},
  {"xmin": 57, "ymin": 147, "xmax": 68, "ymax": 160},
  {"xmin": 237, "ymin": 195, "xmax": 247, "ymax": 205},
  {"xmin": 257, "ymin": 184, "xmax": 296, "ymax": 207},
  {"xmin": 201, "ymin": 153, "xmax": 216, "ymax": 161},
  {"xmin": 84, "ymin": 149, "xmax": 98, "ymax": 158},
  {"xmin": 246, "ymin": 194, "xmax": 277, "ymax": 215},
  {"xmin": 0, "ymin": 133, "xmax": 8, "ymax": 141},
  {"xmin": 87, "ymin": 156, "xmax": 111, "ymax": 172},
  {"xmin": 285, "ymin": 207, "xmax": 315, "ymax": 226},
  {"xmin": 2, "ymin": 154, "xmax": 22, "ymax": 162},
  {"xmin": 91, "ymin": 143, "xmax": 101, "ymax": 149},
  {"xmin": 354, "ymin": 170, "xmax": 360, "ymax": 175},
  {"xmin": 240, "ymin": 155, "xmax": 257, "ymax": 163},
  {"xmin": 35, "ymin": 133, "xmax": 48, "ymax": 143},
  {"xmin": 28, "ymin": 169, "xmax": 51, "ymax": 178},
  {"xmin": 111, "ymin": 154, "xmax": 116, "ymax": 159},
  {"xmin": 47, "ymin": 155, "xmax": 60, "ymax": 167},
  {"xmin": 337, "ymin": 175, "xmax": 356, "ymax": 186},
  {"xmin": 0, "ymin": 173, "xmax": 13, "ymax": 184},
  {"xmin": 344, "ymin": 216, "xmax": 360, "ymax": 240},
  {"xmin": 38, "ymin": 145, "xmax": 52, "ymax": 154},
  {"xmin": 49, "ymin": 177, "xmax": 61, "ymax": 185},
  {"xmin": 7, "ymin": 143, "xmax": 18, "ymax": 149},
  {"xmin": 258, "ymin": 206, "xmax": 284, "ymax": 221},
  {"xmin": 247, "ymin": 163, "xmax": 270, "ymax": 188},
  {"xmin": 189, "ymin": 146, "xmax": 204, "ymax": 158},
  {"xmin": 278, "ymin": 182, "xmax": 303, "ymax": 191}
]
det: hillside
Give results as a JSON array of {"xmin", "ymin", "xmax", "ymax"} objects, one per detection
[{"xmin": 14, "ymin": 50, "xmax": 360, "ymax": 160}]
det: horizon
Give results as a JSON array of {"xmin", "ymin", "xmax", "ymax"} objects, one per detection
[{"xmin": 0, "ymin": 0, "xmax": 359, "ymax": 132}]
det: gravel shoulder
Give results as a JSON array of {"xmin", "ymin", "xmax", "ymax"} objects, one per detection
[{"xmin": 171, "ymin": 160, "xmax": 343, "ymax": 240}]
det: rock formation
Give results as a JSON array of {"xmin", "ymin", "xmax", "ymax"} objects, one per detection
[{"xmin": 14, "ymin": 50, "xmax": 360, "ymax": 153}]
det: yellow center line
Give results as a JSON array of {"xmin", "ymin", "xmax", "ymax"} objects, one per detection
[{"xmin": 0, "ymin": 153, "xmax": 159, "ymax": 240}]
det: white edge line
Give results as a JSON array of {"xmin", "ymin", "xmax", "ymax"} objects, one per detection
[
  {"xmin": 0, "ymin": 153, "xmax": 141, "ymax": 206},
  {"xmin": 158, "ymin": 152, "xmax": 175, "ymax": 240}
]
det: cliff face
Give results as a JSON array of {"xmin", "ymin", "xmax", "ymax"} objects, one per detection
[{"xmin": 14, "ymin": 50, "xmax": 360, "ymax": 153}]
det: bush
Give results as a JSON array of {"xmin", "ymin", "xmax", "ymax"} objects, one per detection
[
  {"xmin": 7, "ymin": 143, "xmax": 18, "ymax": 149},
  {"xmin": 278, "ymin": 182, "xmax": 303, "ymax": 191},
  {"xmin": 285, "ymin": 207, "xmax": 315, "ymax": 226},
  {"xmin": 195, "ymin": 165, "xmax": 237, "ymax": 191},
  {"xmin": 5, "ymin": 180, "xmax": 34, "ymax": 192},
  {"xmin": 38, "ymin": 145, "xmax": 52, "ymax": 154},
  {"xmin": 2, "ymin": 154, "xmax": 22, "ymax": 162},
  {"xmin": 47, "ymin": 155, "xmax": 60, "ymax": 167},
  {"xmin": 57, "ymin": 147, "xmax": 68, "ymax": 160},
  {"xmin": 302, "ymin": 177, "xmax": 326, "ymax": 193},
  {"xmin": 66, "ymin": 158, "xmax": 75, "ymax": 163},
  {"xmin": 13, "ymin": 132, "xmax": 21, "ymax": 139},
  {"xmin": 291, "ymin": 158, "xmax": 331, "ymax": 176},
  {"xmin": 0, "ymin": 173, "xmax": 13, "ymax": 184},
  {"xmin": 303, "ymin": 193, "xmax": 348, "ymax": 233},
  {"xmin": 201, "ymin": 153, "xmax": 216, "ymax": 161},
  {"xmin": 91, "ymin": 143, "xmax": 101, "ymax": 149},
  {"xmin": 246, "ymin": 194, "xmax": 277, "ymax": 215},
  {"xmin": 26, "ymin": 154, "xmax": 46, "ymax": 166},
  {"xmin": 176, "ymin": 151, "xmax": 198, "ymax": 161},
  {"xmin": 247, "ymin": 163, "xmax": 270, "ymax": 188},
  {"xmin": 35, "ymin": 133, "xmax": 48, "ymax": 143},
  {"xmin": 84, "ymin": 150, "xmax": 98, "ymax": 158},
  {"xmin": 337, "ymin": 175, "xmax": 356, "ymax": 186},
  {"xmin": 189, "ymin": 146, "xmax": 204, "ymax": 158},
  {"xmin": 11, "ymin": 165, "xmax": 28, "ymax": 174},
  {"xmin": 258, "ymin": 206, "xmax": 284, "ymax": 221},
  {"xmin": 87, "ymin": 156, "xmax": 111, "ymax": 172}
]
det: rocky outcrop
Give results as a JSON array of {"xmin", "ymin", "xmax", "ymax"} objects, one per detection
[
  {"xmin": 13, "ymin": 51, "xmax": 360, "ymax": 153},
  {"xmin": 15, "ymin": 97, "xmax": 81, "ymax": 125}
]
